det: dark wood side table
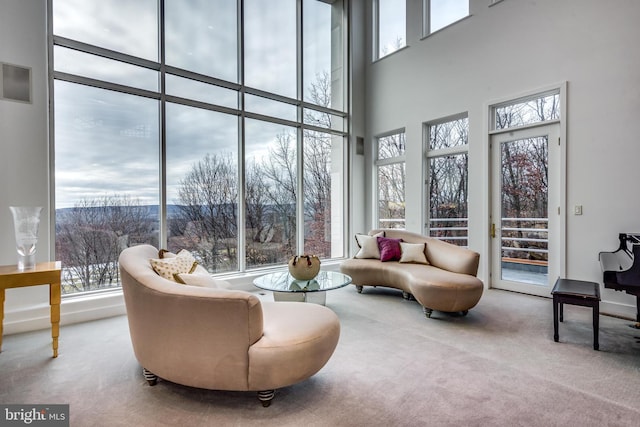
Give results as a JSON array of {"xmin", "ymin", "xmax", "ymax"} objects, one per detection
[
  {"xmin": 552, "ymin": 278, "xmax": 601, "ymax": 350},
  {"xmin": 0, "ymin": 262, "xmax": 62, "ymax": 357}
]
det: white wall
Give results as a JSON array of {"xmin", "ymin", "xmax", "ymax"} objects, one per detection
[
  {"xmin": 364, "ymin": 0, "xmax": 640, "ymax": 318},
  {"xmin": 0, "ymin": 0, "xmax": 57, "ymax": 333},
  {"xmin": 1, "ymin": 0, "xmax": 128, "ymax": 335},
  {"xmin": 349, "ymin": 0, "xmax": 368, "ymax": 240}
]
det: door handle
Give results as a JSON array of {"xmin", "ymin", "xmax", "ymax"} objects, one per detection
[{"xmin": 491, "ymin": 223, "xmax": 496, "ymax": 238}]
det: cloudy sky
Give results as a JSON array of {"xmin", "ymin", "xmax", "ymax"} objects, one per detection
[
  {"xmin": 378, "ymin": 0, "xmax": 468, "ymax": 55},
  {"xmin": 52, "ymin": 0, "xmax": 334, "ymax": 208}
]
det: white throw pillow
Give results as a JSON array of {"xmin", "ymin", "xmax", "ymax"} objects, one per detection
[
  {"xmin": 399, "ymin": 242, "xmax": 430, "ymax": 265},
  {"xmin": 354, "ymin": 232, "xmax": 384, "ymax": 259},
  {"xmin": 150, "ymin": 249, "xmax": 198, "ymax": 281},
  {"xmin": 174, "ymin": 273, "xmax": 232, "ymax": 289}
]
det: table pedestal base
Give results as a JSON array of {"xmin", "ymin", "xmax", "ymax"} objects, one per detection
[{"xmin": 273, "ymin": 291, "xmax": 326, "ymax": 305}]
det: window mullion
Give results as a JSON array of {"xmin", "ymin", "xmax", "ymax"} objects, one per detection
[
  {"xmin": 158, "ymin": 0, "xmax": 168, "ymax": 250},
  {"xmin": 238, "ymin": 0, "xmax": 247, "ymax": 273}
]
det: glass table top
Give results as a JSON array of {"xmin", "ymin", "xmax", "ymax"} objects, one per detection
[{"xmin": 253, "ymin": 270, "xmax": 352, "ymax": 293}]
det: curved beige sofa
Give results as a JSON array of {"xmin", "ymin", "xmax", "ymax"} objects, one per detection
[
  {"xmin": 119, "ymin": 244, "xmax": 340, "ymax": 406},
  {"xmin": 340, "ymin": 229, "xmax": 483, "ymax": 318}
]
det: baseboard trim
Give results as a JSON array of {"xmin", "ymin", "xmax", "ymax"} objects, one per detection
[
  {"xmin": 4, "ymin": 283, "xmax": 636, "ymax": 335},
  {"xmin": 599, "ymin": 300, "xmax": 637, "ymax": 321},
  {"xmin": 3, "ymin": 292, "xmax": 127, "ymax": 335}
]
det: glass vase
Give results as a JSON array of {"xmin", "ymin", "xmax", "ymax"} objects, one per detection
[{"xmin": 10, "ymin": 206, "xmax": 43, "ymax": 270}]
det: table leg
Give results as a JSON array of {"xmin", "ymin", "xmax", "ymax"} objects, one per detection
[
  {"xmin": 593, "ymin": 301, "xmax": 599, "ymax": 351},
  {"xmin": 559, "ymin": 302, "xmax": 564, "ymax": 322},
  {"xmin": 0, "ymin": 288, "xmax": 4, "ymax": 352},
  {"xmin": 50, "ymin": 281, "xmax": 61, "ymax": 358},
  {"xmin": 553, "ymin": 297, "xmax": 559, "ymax": 342}
]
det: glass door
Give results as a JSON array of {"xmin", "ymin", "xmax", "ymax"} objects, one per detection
[{"xmin": 490, "ymin": 124, "xmax": 560, "ymax": 296}]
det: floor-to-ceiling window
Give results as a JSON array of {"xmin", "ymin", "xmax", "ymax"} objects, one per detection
[{"xmin": 51, "ymin": 0, "xmax": 348, "ymax": 294}]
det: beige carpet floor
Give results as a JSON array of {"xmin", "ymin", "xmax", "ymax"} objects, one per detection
[{"xmin": 1, "ymin": 286, "xmax": 639, "ymax": 426}]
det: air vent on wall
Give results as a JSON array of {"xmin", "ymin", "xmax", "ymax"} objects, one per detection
[
  {"xmin": 356, "ymin": 137, "xmax": 364, "ymax": 155},
  {"xmin": 0, "ymin": 62, "xmax": 32, "ymax": 104}
]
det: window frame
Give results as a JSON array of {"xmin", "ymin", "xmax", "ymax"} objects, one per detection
[
  {"xmin": 490, "ymin": 89, "xmax": 561, "ymax": 133},
  {"xmin": 48, "ymin": 0, "xmax": 350, "ymax": 295},
  {"xmin": 422, "ymin": 0, "xmax": 470, "ymax": 38},
  {"xmin": 423, "ymin": 113, "xmax": 470, "ymax": 245},
  {"xmin": 374, "ymin": 129, "xmax": 407, "ymax": 229},
  {"xmin": 373, "ymin": 0, "xmax": 407, "ymax": 61}
]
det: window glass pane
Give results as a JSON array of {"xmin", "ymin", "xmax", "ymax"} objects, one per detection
[
  {"xmin": 166, "ymin": 103, "xmax": 238, "ymax": 273},
  {"xmin": 378, "ymin": 0, "xmax": 406, "ymax": 59},
  {"xmin": 378, "ymin": 162, "xmax": 406, "ymax": 229},
  {"xmin": 165, "ymin": 0, "xmax": 238, "ymax": 82},
  {"xmin": 303, "ymin": 108, "xmax": 345, "ymax": 132},
  {"xmin": 304, "ymin": 0, "xmax": 343, "ymax": 110},
  {"xmin": 244, "ymin": 0, "xmax": 296, "ymax": 97},
  {"xmin": 165, "ymin": 74, "xmax": 237, "ymax": 109},
  {"xmin": 500, "ymin": 137, "xmax": 549, "ymax": 283},
  {"xmin": 428, "ymin": 154, "xmax": 468, "ymax": 246},
  {"xmin": 54, "ymin": 81, "xmax": 160, "ymax": 294},
  {"xmin": 245, "ymin": 119, "xmax": 297, "ymax": 268},
  {"xmin": 495, "ymin": 93, "xmax": 560, "ymax": 130},
  {"xmin": 304, "ymin": 131, "xmax": 343, "ymax": 258},
  {"xmin": 54, "ymin": 46, "xmax": 159, "ymax": 92},
  {"xmin": 245, "ymin": 94, "xmax": 297, "ymax": 122},
  {"xmin": 378, "ymin": 132, "xmax": 406, "ymax": 160},
  {"xmin": 429, "ymin": 117, "xmax": 468, "ymax": 150},
  {"xmin": 429, "ymin": 0, "xmax": 469, "ymax": 33},
  {"xmin": 52, "ymin": 0, "xmax": 158, "ymax": 61}
]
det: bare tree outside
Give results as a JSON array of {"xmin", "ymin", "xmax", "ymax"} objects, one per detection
[
  {"xmin": 377, "ymin": 0, "xmax": 406, "ymax": 58},
  {"xmin": 495, "ymin": 94, "xmax": 559, "ymax": 130},
  {"xmin": 54, "ymin": 74, "xmax": 344, "ymax": 292},
  {"xmin": 494, "ymin": 94, "xmax": 558, "ymax": 264},
  {"xmin": 426, "ymin": 94, "xmax": 556, "ymax": 255},
  {"xmin": 249, "ymin": 131, "xmax": 298, "ymax": 266},
  {"xmin": 377, "ymin": 132, "xmax": 406, "ymax": 228},
  {"xmin": 428, "ymin": 118, "xmax": 469, "ymax": 245},
  {"xmin": 245, "ymin": 159, "xmax": 278, "ymax": 266},
  {"xmin": 51, "ymin": 0, "xmax": 348, "ymax": 295},
  {"xmin": 168, "ymin": 153, "xmax": 238, "ymax": 272},
  {"xmin": 56, "ymin": 195, "xmax": 155, "ymax": 293},
  {"xmin": 303, "ymin": 70, "xmax": 334, "ymax": 257},
  {"xmin": 500, "ymin": 137, "xmax": 549, "ymax": 262},
  {"xmin": 168, "ymin": 73, "xmax": 338, "ymax": 271},
  {"xmin": 304, "ymin": 129, "xmax": 332, "ymax": 256},
  {"xmin": 380, "ymin": 36, "xmax": 405, "ymax": 58}
]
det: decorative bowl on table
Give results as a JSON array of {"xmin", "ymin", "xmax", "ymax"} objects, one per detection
[{"xmin": 288, "ymin": 255, "xmax": 321, "ymax": 281}]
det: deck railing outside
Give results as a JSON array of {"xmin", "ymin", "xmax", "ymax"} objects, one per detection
[{"xmin": 376, "ymin": 217, "xmax": 549, "ymax": 269}]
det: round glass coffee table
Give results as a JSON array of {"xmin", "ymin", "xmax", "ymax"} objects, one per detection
[{"xmin": 253, "ymin": 270, "xmax": 352, "ymax": 305}]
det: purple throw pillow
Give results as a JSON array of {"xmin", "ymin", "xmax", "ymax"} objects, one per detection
[{"xmin": 377, "ymin": 237, "xmax": 403, "ymax": 262}]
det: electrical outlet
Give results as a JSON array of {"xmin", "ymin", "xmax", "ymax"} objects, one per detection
[{"xmin": 574, "ymin": 205, "xmax": 583, "ymax": 215}]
